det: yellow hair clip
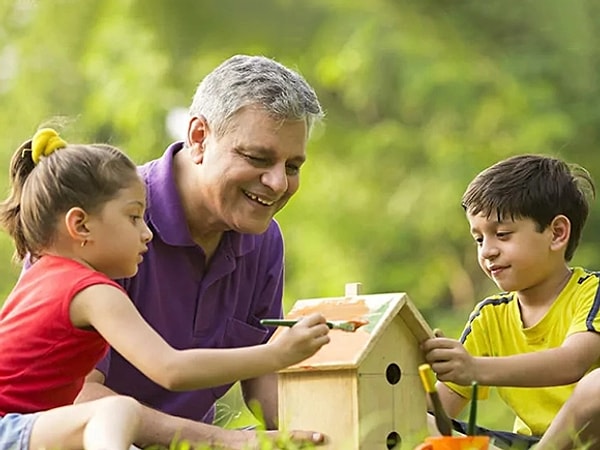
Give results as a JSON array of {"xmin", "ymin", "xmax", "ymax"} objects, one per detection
[{"xmin": 31, "ymin": 128, "xmax": 67, "ymax": 164}]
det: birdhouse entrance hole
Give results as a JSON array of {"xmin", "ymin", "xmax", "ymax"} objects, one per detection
[
  {"xmin": 386, "ymin": 431, "xmax": 401, "ymax": 449},
  {"xmin": 386, "ymin": 363, "xmax": 401, "ymax": 385}
]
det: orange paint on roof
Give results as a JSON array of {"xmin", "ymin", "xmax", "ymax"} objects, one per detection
[{"xmin": 286, "ymin": 299, "xmax": 372, "ymax": 368}]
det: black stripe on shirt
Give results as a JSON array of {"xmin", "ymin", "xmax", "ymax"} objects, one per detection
[
  {"xmin": 460, "ymin": 294, "xmax": 514, "ymax": 343},
  {"xmin": 583, "ymin": 271, "xmax": 600, "ymax": 332}
]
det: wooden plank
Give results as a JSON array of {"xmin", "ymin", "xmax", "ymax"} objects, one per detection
[
  {"xmin": 345, "ymin": 282, "xmax": 363, "ymax": 297},
  {"xmin": 399, "ymin": 297, "xmax": 435, "ymax": 343},
  {"xmin": 358, "ymin": 313, "xmax": 429, "ymax": 448},
  {"xmin": 279, "ymin": 370, "xmax": 359, "ymax": 449}
]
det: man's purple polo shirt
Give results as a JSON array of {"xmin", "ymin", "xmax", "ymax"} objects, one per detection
[{"xmin": 97, "ymin": 142, "xmax": 284, "ymax": 423}]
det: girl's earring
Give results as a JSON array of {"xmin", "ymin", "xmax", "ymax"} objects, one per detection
[{"xmin": 80, "ymin": 240, "xmax": 87, "ymax": 248}]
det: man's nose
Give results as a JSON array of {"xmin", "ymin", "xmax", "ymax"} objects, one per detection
[{"xmin": 261, "ymin": 163, "xmax": 288, "ymax": 194}]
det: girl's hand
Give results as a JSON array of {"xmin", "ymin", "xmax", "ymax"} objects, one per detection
[{"xmin": 270, "ymin": 313, "xmax": 330, "ymax": 368}]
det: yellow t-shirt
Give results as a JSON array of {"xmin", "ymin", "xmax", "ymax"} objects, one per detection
[{"xmin": 446, "ymin": 267, "xmax": 600, "ymax": 436}]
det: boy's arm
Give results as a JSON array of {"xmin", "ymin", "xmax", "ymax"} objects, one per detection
[
  {"xmin": 475, "ymin": 331, "xmax": 600, "ymax": 387},
  {"xmin": 426, "ymin": 332, "xmax": 600, "ymax": 387},
  {"xmin": 437, "ymin": 382, "xmax": 469, "ymax": 418}
]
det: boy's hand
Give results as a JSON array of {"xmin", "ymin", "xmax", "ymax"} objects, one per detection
[
  {"xmin": 271, "ymin": 313, "xmax": 331, "ymax": 367},
  {"xmin": 421, "ymin": 337, "xmax": 477, "ymax": 386}
]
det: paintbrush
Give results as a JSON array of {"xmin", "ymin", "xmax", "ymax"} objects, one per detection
[
  {"xmin": 418, "ymin": 363, "xmax": 453, "ymax": 437},
  {"xmin": 467, "ymin": 381, "xmax": 478, "ymax": 436},
  {"xmin": 260, "ymin": 318, "xmax": 367, "ymax": 332}
]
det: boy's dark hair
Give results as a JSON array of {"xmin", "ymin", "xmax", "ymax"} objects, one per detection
[
  {"xmin": 0, "ymin": 138, "xmax": 139, "ymax": 261},
  {"xmin": 461, "ymin": 154, "xmax": 596, "ymax": 261}
]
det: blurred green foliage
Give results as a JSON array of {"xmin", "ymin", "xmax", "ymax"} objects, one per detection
[{"xmin": 2, "ymin": 0, "xmax": 600, "ymax": 435}]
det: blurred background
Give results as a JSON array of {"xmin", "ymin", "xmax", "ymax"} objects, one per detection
[{"xmin": 1, "ymin": 0, "xmax": 599, "ymax": 433}]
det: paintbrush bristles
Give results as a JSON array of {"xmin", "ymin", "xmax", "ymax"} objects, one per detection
[
  {"xmin": 327, "ymin": 320, "xmax": 357, "ymax": 331},
  {"xmin": 327, "ymin": 319, "xmax": 369, "ymax": 332}
]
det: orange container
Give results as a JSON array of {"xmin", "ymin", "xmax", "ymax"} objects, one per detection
[{"xmin": 415, "ymin": 436, "xmax": 490, "ymax": 450}]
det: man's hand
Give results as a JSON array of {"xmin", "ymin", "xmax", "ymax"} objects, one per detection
[
  {"xmin": 221, "ymin": 429, "xmax": 325, "ymax": 449},
  {"xmin": 260, "ymin": 430, "xmax": 325, "ymax": 449}
]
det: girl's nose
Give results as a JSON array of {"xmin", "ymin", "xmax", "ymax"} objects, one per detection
[{"xmin": 142, "ymin": 222, "xmax": 153, "ymax": 243}]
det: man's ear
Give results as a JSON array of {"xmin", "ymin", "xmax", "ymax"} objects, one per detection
[
  {"xmin": 187, "ymin": 115, "xmax": 210, "ymax": 164},
  {"xmin": 65, "ymin": 207, "xmax": 91, "ymax": 245},
  {"xmin": 549, "ymin": 214, "xmax": 571, "ymax": 251}
]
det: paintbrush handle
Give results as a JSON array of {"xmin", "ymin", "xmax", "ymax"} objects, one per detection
[
  {"xmin": 430, "ymin": 392, "xmax": 454, "ymax": 437},
  {"xmin": 260, "ymin": 319, "xmax": 298, "ymax": 327},
  {"xmin": 260, "ymin": 318, "xmax": 359, "ymax": 332},
  {"xmin": 467, "ymin": 381, "xmax": 478, "ymax": 435},
  {"xmin": 418, "ymin": 364, "xmax": 438, "ymax": 393},
  {"xmin": 260, "ymin": 319, "xmax": 340, "ymax": 329},
  {"xmin": 418, "ymin": 364, "xmax": 453, "ymax": 436}
]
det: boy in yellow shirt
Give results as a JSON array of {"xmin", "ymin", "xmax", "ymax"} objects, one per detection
[{"xmin": 422, "ymin": 154, "xmax": 600, "ymax": 449}]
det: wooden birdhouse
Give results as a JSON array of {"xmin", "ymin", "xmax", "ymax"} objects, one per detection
[{"xmin": 276, "ymin": 283, "xmax": 435, "ymax": 450}]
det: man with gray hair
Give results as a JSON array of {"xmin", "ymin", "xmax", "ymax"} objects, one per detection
[{"xmin": 77, "ymin": 54, "xmax": 325, "ymax": 449}]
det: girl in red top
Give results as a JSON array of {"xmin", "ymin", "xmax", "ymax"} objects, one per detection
[{"xmin": 0, "ymin": 129, "xmax": 330, "ymax": 450}]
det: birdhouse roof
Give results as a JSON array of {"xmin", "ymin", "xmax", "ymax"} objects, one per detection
[{"xmin": 277, "ymin": 292, "xmax": 434, "ymax": 372}]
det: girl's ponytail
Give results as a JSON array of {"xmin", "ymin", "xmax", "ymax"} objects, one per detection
[{"xmin": 0, "ymin": 139, "xmax": 38, "ymax": 260}]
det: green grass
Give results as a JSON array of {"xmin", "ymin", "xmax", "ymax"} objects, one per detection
[{"xmin": 147, "ymin": 432, "xmax": 317, "ymax": 450}]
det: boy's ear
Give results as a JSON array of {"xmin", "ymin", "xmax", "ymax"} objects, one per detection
[
  {"xmin": 187, "ymin": 115, "xmax": 210, "ymax": 164},
  {"xmin": 549, "ymin": 214, "xmax": 571, "ymax": 251},
  {"xmin": 64, "ymin": 207, "xmax": 91, "ymax": 245}
]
